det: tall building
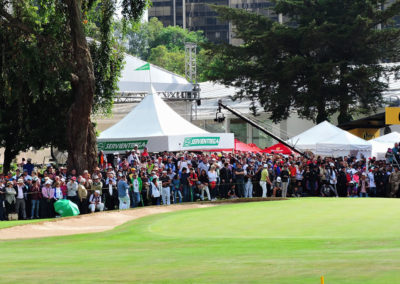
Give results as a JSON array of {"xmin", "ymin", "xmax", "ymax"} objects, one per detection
[{"xmin": 148, "ymin": 0, "xmax": 279, "ymax": 44}]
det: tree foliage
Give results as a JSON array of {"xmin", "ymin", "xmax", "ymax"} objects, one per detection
[
  {"xmin": 124, "ymin": 17, "xmax": 210, "ymax": 81},
  {"xmin": 0, "ymin": 0, "xmax": 147, "ymax": 173},
  {"xmin": 206, "ymin": 0, "xmax": 400, "ymax": 124}
]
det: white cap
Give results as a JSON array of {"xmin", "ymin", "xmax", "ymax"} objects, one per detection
[{"xmin": 263, "ymin": 164, "xmax": 268, "ymax": 168}]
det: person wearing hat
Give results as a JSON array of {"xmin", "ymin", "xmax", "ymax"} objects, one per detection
[
  {"xmin": 260, "ymin": 164, "xmax": 272, "ymax": 198},
  {"xmin": 88, "ymin": 190, "xmax": 104, "ymax": 213},
  {"xmin": 78, "ymin": 178, "xmax": 88, "ymax": 214},
  {"xmin": 160, "ymin": 171, "xmax": 171, "ymax": 205},
  {"xmin": 41, "ymin": 180, "xmax": 55, "ymax": 218},
  {"xmin": 104, "ymin": 172, "xmax": 118, "ymax": 210},
  {"xmin": 14, "ymin": 179, "xmax": 27, "ymax": 220},
  {"xmin": 5, "ymin": 181, "xmax": 16, "ymax": 219},
  {"xmin": 91, "ymin": 175, "xmax": 103, "ymax": 196},
  {"xmin": 67, "ymin": 176, "xmax": 79, "ymax": 205}
]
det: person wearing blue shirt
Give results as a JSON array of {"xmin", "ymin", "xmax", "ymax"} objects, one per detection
[{"xmin": 117, "ymin": 174, "xmax": 130, "ymax": 209}]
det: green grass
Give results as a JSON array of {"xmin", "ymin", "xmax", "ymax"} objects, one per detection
[
  {"xmin": 0, "ymin": 218, "xmax": 49, "ymax": 229},
  {"xmin": 1, "ymin": 198, "xmax": 400, "ymax": 283}
]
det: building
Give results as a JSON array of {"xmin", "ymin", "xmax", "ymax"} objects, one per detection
[{"xmin": 148, "ymin": 0, "xmax": 280, "ymax": 43}]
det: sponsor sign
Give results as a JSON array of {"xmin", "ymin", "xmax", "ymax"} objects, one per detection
[
  {"xmin": 386, "ymin": 107, "xmax": 400, "ymax": 124},
  {"xmin": 183, "ymin": 137, "xmax": 221, "ymax": 147},
  {"xmin": 98, "ymin": 140, "xmax": 148, "ymax": 151}
]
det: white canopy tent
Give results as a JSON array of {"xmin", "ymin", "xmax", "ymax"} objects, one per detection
[
  {"xmin": 370, "ymin": 132, "xmax": 400, "ymax": 160},
  {"xmin": 98, "ymin": 87, "xmax": 234, "ymax": 153},
  {"xmin": 315, "ymin": 131, "xmax": 372, "ymax": 158},
  {"xmin": 118, "ymin": 55, "xmax": 193, "ymax": 93},
  {"xmin": 287, "ymin": 121, "xmax": 372, "ymax": 157},
  {"xmin": 286, "ymin": 121, "xmax": 345, "ymax": 153}
]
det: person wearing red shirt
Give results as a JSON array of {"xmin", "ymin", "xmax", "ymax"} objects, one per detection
[{"xmin": 188, "ymin": 168, "xmax": 198, "ymax": 202}]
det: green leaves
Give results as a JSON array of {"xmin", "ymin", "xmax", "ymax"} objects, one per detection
[{"xmin": 206, "ymin": 0, "xmax": 400, "ymax": 123}]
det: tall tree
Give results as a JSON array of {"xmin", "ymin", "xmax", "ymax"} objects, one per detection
[
  {"xmin": 206, "ymin": 0, "xmax": 400, "ymax": 124},
  {"xmin": 0, "ymin": 0, "xmax": 146, "ymax": 173}
]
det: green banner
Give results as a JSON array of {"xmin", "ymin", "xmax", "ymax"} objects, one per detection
[
  {"xmin": 98, "ymin": 140, "xmax": 148, "ymax": 152},
  {"xmin": 183, "ymin": 137, "xmax": 220, "ymax": 147}
]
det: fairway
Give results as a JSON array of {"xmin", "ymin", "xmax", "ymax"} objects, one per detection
[{"xmin": 1, "ymin": 198, "xmax": 400, "ymax": 283}]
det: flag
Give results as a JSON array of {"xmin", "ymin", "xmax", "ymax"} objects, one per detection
[{"xmin": 135, "ymin": 63, "xmax": 150, "ymax": 71}]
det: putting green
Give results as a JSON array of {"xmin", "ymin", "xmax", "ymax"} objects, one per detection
[
  {"xmin": 149, "ymin": 198, "xmax": 400, "ymax": 239},
  {"xmin": 1, "ymin": 198, "xmax": 400, "ymax": 283}
]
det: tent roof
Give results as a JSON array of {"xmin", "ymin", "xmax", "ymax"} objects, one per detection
[
  {"xmin": 99, "ymin": 87, "xmax": 208, "ymax": 139},
  {"xmin": 248, "ymin": 143, "xmax": 262, "ymax": 153},
  {"xmin": 118, "ymin": 54, "xmax": 193, "ymax": 93},
  {"xmin": 287, "ymin": 121, "xmax": 344, "ymax": 149},
  {"xmin": 234, "ymin": 139, "xmax": 254, "ymax": 152},
  {"xmin": 371, "ymin": 132, "xmax": 400, "ymax": 143},
  {"xmin": 261, "ymin": 143, "xmax": 294, "ymax": 155},
  {"xmin": 317, "ymin": 131, "xmax": 371, "ymax": 146}
]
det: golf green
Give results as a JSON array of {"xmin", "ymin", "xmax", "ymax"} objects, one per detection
[{"xmin": 1, "ymin": 198, "xmax": 400, "ymax": 283}]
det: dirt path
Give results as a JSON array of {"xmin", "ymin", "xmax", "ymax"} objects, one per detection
[{"xmin": 0, "ymin": 204, "xmax": 214, "ymax": 240}]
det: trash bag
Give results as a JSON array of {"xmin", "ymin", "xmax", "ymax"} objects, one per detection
[{"xmin": 54, "ymin": 199, "xmax": 80, "ymax": 217}]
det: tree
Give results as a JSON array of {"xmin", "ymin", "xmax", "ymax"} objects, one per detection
[
  {"xmin": 0, "ymin": 1, "xmax": 72, "ymax": 173},
  {"xmin": 148, "ymin": 45, "xmax": 185, "ymax": 76},
  {"xmin": 0, "ymin": 0, "xmax": 146, "ymax": 174},
  {"xmin": 206, "ymin": 1, "xmax": 400, "ymax": 124},
  {"xmin": 125, "ymin": 17, "xmax": 209, "ymax": 81}
]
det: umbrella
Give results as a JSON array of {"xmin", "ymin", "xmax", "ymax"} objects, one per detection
[
  {"xmin": 54, "ymin": 199, "xmax": 80, "ymax": 217},
  {"xmin": 247, "ymin": 143, "xmax": 262, "ymax": 153},
  {"xmin": 261, "ymin": 143, "xmax": 295, "ymax": 155}
]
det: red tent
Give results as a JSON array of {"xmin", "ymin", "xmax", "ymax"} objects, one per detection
[
  {"xmin": 234, "ymin": 139, "xmax": 254, "ymax": 152},
  {"xmin": 261, "ymin": 143, "xmax": 294, "ymax": 155},
  {"xmin": 247, "ymin": 143, "xmax": 262, "ymax": 153}
]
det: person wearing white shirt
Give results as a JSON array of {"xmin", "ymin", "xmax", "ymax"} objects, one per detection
[
  {"xmin": 368, "ymin": 170, "xmax": 376, "ymax": 197},
  {"xmin": 89, "ymin": 190, "xmax": 104, "ymax": 212},
  {"xmin": 15, "ymin": 179, "xmax": 27, "ymax": 220}
]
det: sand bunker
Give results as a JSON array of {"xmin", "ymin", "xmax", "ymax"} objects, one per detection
[{"xmin": 0, "ymin": 204, "xmax": 213, "ymax": 240}]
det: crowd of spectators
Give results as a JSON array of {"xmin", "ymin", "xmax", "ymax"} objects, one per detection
[{"xmin": 1, "ymin": 143, "xmax": 400, "ymax": 221}]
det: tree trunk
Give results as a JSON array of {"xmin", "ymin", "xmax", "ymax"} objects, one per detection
[
  {"xmin": 65, "ymin": 0, "xmax": 97, "ymax": 174},
  {"xmin": 316, "ymin": 99, "xmax": 328, "ymax": 124},
  {"xmin": 86, "ymin": 121, "xmax": 98, "ymax": 171},
  {"xmin": 337, "ymin": 102, "xmax": 352, "ymax": 125},
  {"xmin": 3, "ymin": 142, "xmax": 16, "ymax": 175}
]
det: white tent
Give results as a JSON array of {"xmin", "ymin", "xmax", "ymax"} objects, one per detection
[
  {"xmin": 370, "ymin": 132, "xmax": 400, "ymax": 160},
  {"xmin": 118, "ymin": 54, "xmax": 193, "ymax": 93},
  {"xmin": 98, "ymin": 87, "xmax": 234, "ymax": 152},
  {"xmin": 286, "ymin": 121, "xmax": 344, "ymax": 153},
  {"xmin": 315, "ymin": 131, "xmax": 372, "ymax": 158},
  {"xmin": 287, "ymin": 121, "xmax": 372, "ymax": 157}
]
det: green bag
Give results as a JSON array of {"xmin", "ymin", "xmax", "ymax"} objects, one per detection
[{"xmin": 54, "ymin": 199, "xmax": 80, "ymax": 217}]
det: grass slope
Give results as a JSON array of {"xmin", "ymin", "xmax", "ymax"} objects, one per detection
[
  {"xmin": 0, "ymin": 219, "xmax": 49, "ymax": 229},
  {"xmin": 1, "ymin": 198, "xmax": 400, "ymax": 283}
]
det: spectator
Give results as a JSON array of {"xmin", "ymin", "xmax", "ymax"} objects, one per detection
[
  {"xmin": 160, "ymin": 171, "xmax": 171, "ymax": 205},
  {"xmin": 78, "ymin": 178, "xmax": 88, "ymax": 214},
  {"xmin": 89, "ymin": 190, "xmax": 104, "ymax": 213},
  {"xmin": 117, "ymin": 174, "xmax": 130, "ymax": 209}
]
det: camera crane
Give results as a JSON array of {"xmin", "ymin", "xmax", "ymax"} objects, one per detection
[{"xmin": 215, "ymin": 100, "xmax": 305, "ymax": 156}]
